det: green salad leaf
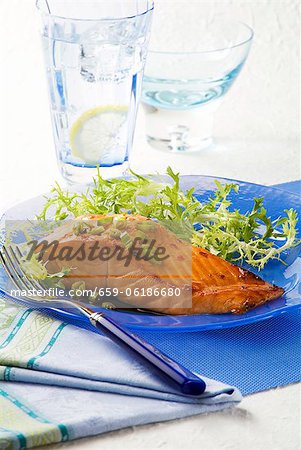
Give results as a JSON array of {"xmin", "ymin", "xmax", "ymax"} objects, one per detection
[{"xmin": 36, "ymin": 167, "xmax": 300, "ymax": 269}]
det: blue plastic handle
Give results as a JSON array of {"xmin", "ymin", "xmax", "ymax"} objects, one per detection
[{"xmin": 90, "ymin": 312, "xmax": 206, "ymax": 396}]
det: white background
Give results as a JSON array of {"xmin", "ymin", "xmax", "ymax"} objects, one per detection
[
  {"xmin": 0, "ymin": 0, "xmax": 300, "ymax": 210},
  {"xmin": 0, "ymin": 1, "xmax": 300, "ymax": 450}
]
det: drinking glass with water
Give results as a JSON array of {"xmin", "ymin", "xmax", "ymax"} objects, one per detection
[
  {"xmin": 142, "ymin": 20, "xmax": 253, "ymax": 153},
  {"xmin": 37, "ymin": 0, "xmax": 154, "ymax": 184}
]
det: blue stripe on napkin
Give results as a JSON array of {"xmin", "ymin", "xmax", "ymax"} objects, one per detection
[{"xmin": 0, "ymin": 299, "xmax": 241, "ymax": 449}]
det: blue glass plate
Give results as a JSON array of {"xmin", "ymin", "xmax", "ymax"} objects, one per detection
[{"xmin": 0, "ymin": 176, "xmax": 300, "ymax": 332}]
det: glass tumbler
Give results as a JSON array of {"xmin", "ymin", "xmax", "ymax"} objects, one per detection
[
  {"xmin": 142, "ymin": 21, "xmax": 253, "ymax": 153},
  {"xmin": 36, "ymin": 0, "xmax": 154, "ymax": 184}
]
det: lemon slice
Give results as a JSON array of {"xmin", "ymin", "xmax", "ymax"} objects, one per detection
[{"xmin": 69, "ymin": 105, "xmax": 128, "ymax": 164}]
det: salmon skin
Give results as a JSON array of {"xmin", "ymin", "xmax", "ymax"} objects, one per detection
[
  {"xmin": 36, "ymin": 214, "xmax": 284, "ymax": 315},
  {"xmin": 176, "ymin": 246, "xmax": 283, "ymax": 314}
]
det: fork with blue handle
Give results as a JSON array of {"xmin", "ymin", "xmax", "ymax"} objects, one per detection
[{"xmin": 0, "ymin": 244, "xmax": 206, "ymax": 396}]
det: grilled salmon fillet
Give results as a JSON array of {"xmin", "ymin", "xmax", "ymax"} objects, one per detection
[
  {"xmin": 36, "ymin": 214, "xmax": 284, "ymax": 315},
  {"xmin": 173, "ymin": 246, "xmax": 284, "ymax": 314}
]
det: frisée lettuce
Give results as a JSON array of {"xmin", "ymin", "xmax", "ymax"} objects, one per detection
[{"xmin": 36, "ymin": 167, "xmax": 300, "ymax": 270}]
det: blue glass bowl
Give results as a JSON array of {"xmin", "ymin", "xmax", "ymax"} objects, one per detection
[{"xmin": 0, "ymin": 176, "xmax": 300, "ymax": 332}]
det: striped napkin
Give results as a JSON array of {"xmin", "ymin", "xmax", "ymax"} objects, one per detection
[{"xmin": 0, "ymin": 298, "xmax": 241, "ymax": 449}]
